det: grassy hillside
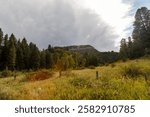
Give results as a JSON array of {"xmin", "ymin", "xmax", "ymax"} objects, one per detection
[{"xmin": 0, "ymin": 58, "xmax": 150, "ymax": 100}]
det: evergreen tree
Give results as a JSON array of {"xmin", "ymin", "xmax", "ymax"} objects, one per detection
[
  {"xmin": 29, "ymin": 43, "xmax": 40, "ymax": 70},
  {"xmin": 119, "ymin": 38, "xmax": 128, "ymax": 59},
  {"xmin": 0, "ymin": 28, "xmax": 3, "ymax": 46},
  {"xmin": 45, "ymin": 50, "xmax": 53, "ymax": 69},
  {"xmin": 132, "ymin": 7, "xmax": 150, "ymax": 56},
  {"xmin": 21, "ymin": 38, "xmax": 30, "ymax": 69},
  {"xmin": 8, "ymin": 34, "xmax": 16, "ymax": 70},
  {"xmin": 16, "ymin": 40, "xmax": 24, "ymax": 70},
  {"xmin": 0, "ymin": 28, "xmax": 3, "ymax": 68},
  {"xmin": 1, "ymin": 34, "xmax": 9, "ymax": 69},
  {"xmin": 40, "ymin": 50, "xmax": 46, "ymax": 68},
  {"xmin": 127, "ymin": 37, "xmax": 134, "ymax": 59}
]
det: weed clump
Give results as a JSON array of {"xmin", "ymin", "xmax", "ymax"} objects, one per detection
[
  {"xmin": 110, "ymin": 63, "xmax": 116, "ymax": 68},
  {"xmin": 105, "ymin": 63, "xmax": 109, "ymax": 66},
  {"xmin": 0, "ymin": 70, "xmax": 13, "ymax": 78},
  {"xmin": 121, "ymin": 64, "xmax": 142, "ymax": 78},
  {"xmin": 69, "ymin": 77, "xmax": 91, "ymax": 88},
  {"xmin": 88, "ymin": 66, "xmax": 95, "ymax": 69}
]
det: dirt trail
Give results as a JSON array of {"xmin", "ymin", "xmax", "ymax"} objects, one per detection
[{"xmin": 52, "ymin": 72, "xmax": 59, "ymax": 79}]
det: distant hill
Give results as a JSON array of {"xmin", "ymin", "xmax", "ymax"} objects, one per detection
[
  {"xmin": 54, "ymin": 45, "xmax": 119, "ymax": 65},
  {"xmin": 54, "ymin": 45, "xmax": 99, "ymax": 54}
]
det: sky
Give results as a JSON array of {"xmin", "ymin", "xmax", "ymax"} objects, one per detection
[{"xmin": 0, "ymin": 0, "xmax": 149, "ymax": 51}]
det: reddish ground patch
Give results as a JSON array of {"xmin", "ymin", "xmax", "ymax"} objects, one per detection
[{"xmin": 26, "ymin": 70, "xmax": 53, "ymax": 81}]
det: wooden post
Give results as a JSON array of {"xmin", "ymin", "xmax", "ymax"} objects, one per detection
[
  {"xmin": 14, "ymin": 74, "xmax": 16, "ymax": 80},
  {"xmin": 144, "ymin": 73, "xmax": 148, "ymax": 82},
  {"xmin": 59, "ymin": 70, "xmax": 62, "ymax": 77},
  {"xmin": 96, "ymin": 71, "xmax": 99, "ymax": 79},
  {"xmin": 13, "ymin": 70, "xmax": 17, "ymax": 80}
]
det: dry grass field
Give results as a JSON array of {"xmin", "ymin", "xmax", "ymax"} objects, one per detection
[{"xmin": 0, "ymin": 58, "xmax": 150, "ymax": 100}]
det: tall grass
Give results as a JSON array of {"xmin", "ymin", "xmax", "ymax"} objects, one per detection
[
  {"xmin": 120, "ymin": 63, "xmax": 142, "ymax": 78},
  {"xmin": 0, "ymin": 58, "xmax": 150, "ymax": 100}
]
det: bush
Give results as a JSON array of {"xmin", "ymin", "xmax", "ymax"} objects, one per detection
[
  {"xmin": 88, "ymin": 66, "xmax": 95, "ymax": 69},
  {"xmin": 110, "ymin": 63, "xmax": 116, "ymax": 68},
  {"xmin": 122, "ymin": 58, "xmax": 127, "ymax": 62},
  {"xmin": 25, "ymin": 70, "xmax": 53, "ymax": 82},
  {"xmin": 105, "ymin": 63, "xmax": 109, "ymax": 66},
  {"xmin": 0, "ymin": 70, "xmax": 13, "ymax": 78},
  {"xmin": 121, "ymin": 64, "xmax": 142, "ymax": 78},
  {"xmin": 69, "ymin": 77, "xmax": 91, "ymax": 88}
]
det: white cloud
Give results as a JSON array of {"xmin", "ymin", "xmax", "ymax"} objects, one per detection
[{"xmin": 76, "ymin": 0, "xmax": 134, "ymax": 46}]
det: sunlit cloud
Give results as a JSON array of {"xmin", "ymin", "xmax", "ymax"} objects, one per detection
[{"xmin": 76, "ymin": 0, "xmax": 134, "ymax": 46}]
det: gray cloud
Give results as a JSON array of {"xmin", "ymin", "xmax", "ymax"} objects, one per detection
[{"xmin": 0, "ymin": 0, "xmax": 118, "ymax": 51}]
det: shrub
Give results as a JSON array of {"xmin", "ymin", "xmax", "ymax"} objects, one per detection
[
  {"xmin": 25, "ymin": 70, "xmax": 53, "ymax": 82},
  {"xmin": 0, "ymin": 70, "xmax": 13, "ymax": 78},
  {"xmin": 121, "ymin": 64, "xmax": 142, "ymax": 78},
  {"xmin": 88, "ymin": 66, "xmax": 95, "ymax": 69},
  {"xmin": 69, "ymin": 77, "xmax": 91, "ymax": 88},
  {"xmin": 105, "ymin": 63, "xmax": 109, "ymax": 66},
  {"xmin": 141, "ymin": 68, "xmax": 150, "ymax": 81},
  {"xmin": 110, "ymin": 63, "xmax": 116, "ymax": 68},
  {"xmin": 0, "ymin": 91, "xmax": 11, "ymax": 99},
  {"xmin": 122, "ymin": 58, "xmax": 127, "ymax": 62}
]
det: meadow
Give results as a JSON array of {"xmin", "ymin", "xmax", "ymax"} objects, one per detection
[{"xmin": 0, "ymin": 58, "xmax": 150, "ymax": 100}]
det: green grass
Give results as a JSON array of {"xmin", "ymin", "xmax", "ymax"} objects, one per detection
[{"xmin": 0, "ymin": 58, "xmax": 150, "ymax": 100}]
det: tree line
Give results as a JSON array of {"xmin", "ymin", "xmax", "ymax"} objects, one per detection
[
  {"xmin": 0, "ymin": 30, "xmax": 76, "ymax": 71},
  {"xmin": 3, "ymin": 7, "xmax": 149, "ymax": 72},
  {"xmin": 0, "ymin": 27, "xmax": 120, "ymax": 71},
  {"xmin": 7, "ymin": 6, "xmax": 150, "ymax": 71},
  {"xmin": 120, "ymin": 7, "xmax": 150, "ymax": 59}
]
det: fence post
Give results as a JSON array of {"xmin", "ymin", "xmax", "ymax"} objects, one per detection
[
  {"xmin": 96, "ymin": 71, "xmax": 99, "ymax": 79},
  {"xmin": 144, "ymin": 73, "xmax": 148, "ymax": 82},
  {"xmin": 13, "ymin": 69, "xmax": 16, "ymax": 80}
]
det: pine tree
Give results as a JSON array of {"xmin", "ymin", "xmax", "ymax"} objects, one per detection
[
  {"xmin": 127, "ymin": 37, "xmax": 134, "ymax": 59},
  {"xmin": 0, "ymin": 28, "xmax": 3, "ymax": 68},
  {"xmin": 119, "ymin": 38, "xmax": 128, "ymax": 59},
  {"xmin": 0, "ymin": 28, "xmax": 3, "ymax": 46},
  {"xmin": 45, "ymin": 50, "xmax": 53, "ymax": 69},
  {"xmin": 1, "ymin": 34, "xmax": 9, "ymax": 69},
  {"xmin": 16, "ymin": 40, "xmax": 24, "ymax": 70},
  {"xmin": 40, "ymin": 50, "xmax": 46, "ymax": 68},
  {"xmin": 8, "ymin": 34, "xmax": 16, "ymax": 70},
  {"xmin": 21, "ymin": 38, "xmax": 30, "ymax": 69},
  {"xmin": 29, "ymin": 43, "xmax": 40, "ymax": 70},
  {"xmin": 132, "ymin": 7, "xmax": 150, "ymax": 56}
]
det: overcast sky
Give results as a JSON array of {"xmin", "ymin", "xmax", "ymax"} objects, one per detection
[{"xmin": 0, "ymin": 0, "xmax": 149, "ymax": 51}]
